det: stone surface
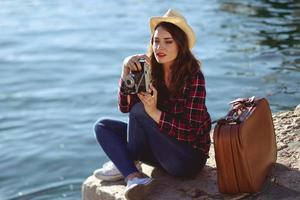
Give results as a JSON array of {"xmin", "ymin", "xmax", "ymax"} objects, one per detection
[{"xmin": 82, "ymin": 104, "xmax": 300, "ymax": 200}]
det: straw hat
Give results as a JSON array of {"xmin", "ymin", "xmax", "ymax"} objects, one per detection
[{"xmin": 150, "ymin": 9, "xmax": 196, "ymax": 49}]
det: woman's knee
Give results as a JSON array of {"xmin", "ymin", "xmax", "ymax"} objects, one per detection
[{"xmin": 94, "ymin": 118, "xmax": 111, "ymax": 141}]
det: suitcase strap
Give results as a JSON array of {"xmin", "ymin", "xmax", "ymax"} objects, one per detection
[{"xmin": 212, "ymin": 96, "xmax": 256, "ymax": 124}]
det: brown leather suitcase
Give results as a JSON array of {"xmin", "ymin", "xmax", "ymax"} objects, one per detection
[{"xmin": 213, "ymin": 97, "xmax": 277, "ymax": 194}]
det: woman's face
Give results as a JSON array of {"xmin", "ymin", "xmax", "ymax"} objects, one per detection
[{"xmin": 152, "ymin": 26, "xmax": 178, "ymax": 67}]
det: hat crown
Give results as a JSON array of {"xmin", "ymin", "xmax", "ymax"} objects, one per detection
[
  {"xmin": 149, "ymin": 9, "xmax": 196, "ymax": 49},
  {"xmin": 163, "ymin": 9, "xmax": 187, "ymax": 22}
]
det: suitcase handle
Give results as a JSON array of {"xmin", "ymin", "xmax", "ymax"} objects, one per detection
[
  {"xmin": 212, "ymin": 96, "xmax": 256, "ymax": 124},
  {"xmin": 227, "ymin": 96, "xmax": 256, "ymax": 123},
  {"xmin": 229, "ymin": 96, "xmax": 255, "ymax": 108}
]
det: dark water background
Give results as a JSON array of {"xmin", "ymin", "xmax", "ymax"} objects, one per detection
[{"xmin": 0, "ymin": 0, "xmax": 299, "ymax": 199}]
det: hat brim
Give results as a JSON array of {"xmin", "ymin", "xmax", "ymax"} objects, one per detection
[{"xmin": 150, "ymin": 16, "xmax": 196, "ymax": 49}]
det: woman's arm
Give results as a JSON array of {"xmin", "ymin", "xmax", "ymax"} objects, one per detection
[
  {"xmin": 118, "ymin": 78, "xmax": 140, "ymax": 113},
  {"xmin": 118, "ymin": 54, "xmax": 150, "ymax": 113}
]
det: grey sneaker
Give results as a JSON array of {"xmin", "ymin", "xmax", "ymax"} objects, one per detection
[
  {"xmin": 124, "ymin": 177, "xmax": 154, "ymax": 200},
  {"xmin": 93, "ymin": 161, "xmax": 142, "ymax": 181}
]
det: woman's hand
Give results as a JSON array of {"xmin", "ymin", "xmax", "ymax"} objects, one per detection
[
  {"xmin": 121, "ymin": 54, "xmax": 150, "ymax": 79},
  {"xmin": 137, "ymin": 83, "xmax": 162, "ymax": 123}
]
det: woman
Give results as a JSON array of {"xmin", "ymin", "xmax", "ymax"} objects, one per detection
[{"xmin": 93, "ymin": 9, "xmax": 211, "ymax": 200}]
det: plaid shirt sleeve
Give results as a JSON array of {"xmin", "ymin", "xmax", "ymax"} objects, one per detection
[
  {"xmin": 158, "ymin": 71, "xmax": 211, "ymax": 146},
  {"xmin": 118, "ymin": 78, "xmax": 140, "ymax": 113}
]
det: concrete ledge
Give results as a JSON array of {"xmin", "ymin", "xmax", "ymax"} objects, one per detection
[{"xmin": 82, "ymin": 104, "xmax": 300, "ymax": 200}]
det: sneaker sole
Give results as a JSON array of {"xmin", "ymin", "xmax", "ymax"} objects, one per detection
[
  {"xmin": 124, "ymin": 179, "xmax": 155, "ymax": 200},
  {"xmin": 93, "ymin": 173, "xmax": 123, "ymax": 181},
  {"xmin": 93, "ymin": 163, "xmax": 143, "ymax": 182}
]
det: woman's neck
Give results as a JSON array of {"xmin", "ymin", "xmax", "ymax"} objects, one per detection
[{"xmin": 163, "ymin": 64, "xmax": 171, "ymax": 89}]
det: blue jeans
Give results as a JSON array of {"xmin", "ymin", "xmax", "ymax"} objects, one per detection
[{"xmin": 94, "ymin": 102, "xmax": 207, "ymax": 178}]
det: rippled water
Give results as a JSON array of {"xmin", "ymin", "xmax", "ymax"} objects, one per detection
[{"xmin": 0, "ymin": 0, "xmax": 299, "ymax": 199}]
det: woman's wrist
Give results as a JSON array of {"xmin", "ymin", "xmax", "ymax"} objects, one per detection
[
  {"xmin": 121, "ymin": 66, "xmax": 130, "ymax": 79},
  {"xmin": 150, "ymin": 109, "xmax": 162, "ymax": 124}
]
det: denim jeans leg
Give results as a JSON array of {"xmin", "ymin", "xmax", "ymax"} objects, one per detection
[
  {"xmin": 129, "ymin": 102, "xmax": 207, "ymax": 177},
  {"xmin": 127, "ymin": 105, "xmax": 161, "ymax": 167},
  {"xmin": 94, "ymin": 118, "xmax": 139, "ymax": 178}
]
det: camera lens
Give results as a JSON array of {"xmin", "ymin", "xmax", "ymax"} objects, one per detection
[
  {"xmin": 124, "ymin": 74, "xmax": 135, "ymax": 88},
  {"xmin": 126, "ymin": 80, "xmax": 131, "ymax": 85}
]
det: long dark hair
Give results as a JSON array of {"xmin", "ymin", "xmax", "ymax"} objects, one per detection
[{"xmin": 148, "ymin": 22, "xmax": 201, "ymax": 99}]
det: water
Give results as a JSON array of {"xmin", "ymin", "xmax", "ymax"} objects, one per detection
[{"xmin": 0, "ymin": 0, "xmax": 299, "ymax": 199}]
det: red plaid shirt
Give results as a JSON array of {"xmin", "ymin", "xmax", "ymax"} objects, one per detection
[{"xmin": 118, "ymin": 71, "xmax": 211, "ymax": 156}]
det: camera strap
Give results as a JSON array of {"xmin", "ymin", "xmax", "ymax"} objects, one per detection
[{"xmin": 135, "ymin": 71, "xmax": 146, "ymax": 93}]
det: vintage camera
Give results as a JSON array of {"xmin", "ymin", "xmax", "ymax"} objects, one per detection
[{"xmin": 122, "ymin": 58, "xmax": 151, "ymax": 95}]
